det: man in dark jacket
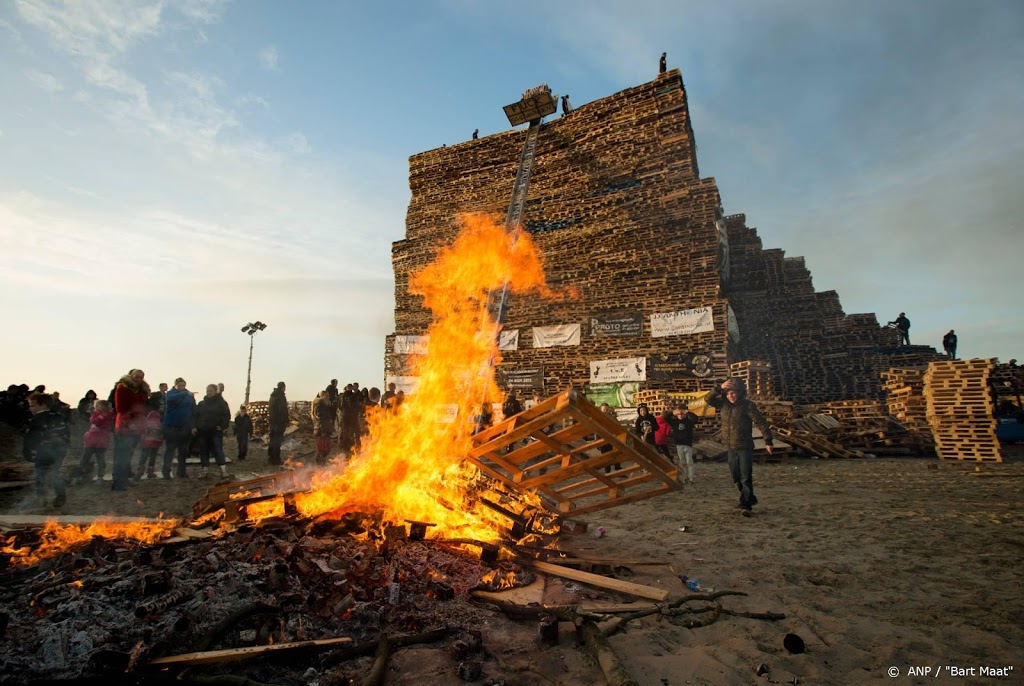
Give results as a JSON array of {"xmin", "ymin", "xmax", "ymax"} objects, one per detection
[
  {"xmin": 268, "ymin": 382, "xmax": 288, "ymax": 465},
  {"xmin": 193, "ymin": 384, "xmax": 231, "ymax": 478},
  {"xmin": 943, "ymin": 330, "xmax": 957, "ymax": 359},
  {"xmin": 669, "ymin": 405, "xmax": 698, "ymax": 483},
  {"xmin": 634, "ymin": 404, "xmax": 657, "ymax": 446},
  {"xmin": 502, "ymin": 390, "xmax": 524, "ymax": 419},
  {"xmin": 24, "ymin": 392, "xmax": 70, "ymax": 507},
  {"xmin": 162, "ymin": 378, "xmax": 196, "ymax": 479},
  {"xmin": 888, "ymin": 312, "xmax": 911, "ymax": 346},
  {"xmin": 707, "ymin": 378, "xmax": 773, "ymax": 515}
]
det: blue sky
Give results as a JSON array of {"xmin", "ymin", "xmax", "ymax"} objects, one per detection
[{"xmin": 1, "ymin": 0, "xmax": 1021, "ymax": 404}]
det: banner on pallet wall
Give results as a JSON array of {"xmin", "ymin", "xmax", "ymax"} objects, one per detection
[
  {"xmin": 584, "ymin": 383, "xmax": 641, "ymax": 409},
  {"xmin": 393, "ymin": 335, "xmax": 429, "ymax": 355},
  {"xmin": 589, "ymin": 312, "xmax": 643, "ymax": 337},
  {"xmin": 496, "ymin": 366, "xmax": 545, "ymax": 391},
  {"xmin": 590, "ymin": 356, "xmax": 647, "ymax": 383},
  {"xmin": 650, "ymin": 307, "xmax": 714, "ymax": 338},
  {"xmin": 669, "ymin": 391, "xmax": 716, "ymax": 417},
  {"xmin": 498, "ymin": 329, "xmax": 519, "ymax": 351},
  {"xmin": 648, "ymin": 353, "xmax": 715, "ymax": 380},
  {"xmin": 383, "ymin": 376, "xmax": 420, "ymax": 395},
  {"xmin": 532, "ymin": 323, "xmax": 581, "ymax": 348},
  {"xmin": 388, "ymin": 353, "xmax": 425, "ymax": 376}
]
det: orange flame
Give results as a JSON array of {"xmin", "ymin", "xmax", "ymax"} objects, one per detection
[
  {"xmin": 293, "ymin": 213, "xmax": 555, "ymax": 540},
  {"xmin": 2, "ymin": 518, "xmax": 179, "ymax": 567}
]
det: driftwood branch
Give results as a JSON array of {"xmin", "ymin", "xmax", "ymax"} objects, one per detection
[
  {"xmin": 320, "ymin": 627, "xmax": 450, "ymax": 668},
  {"xmin": 578, "ymin": 620, "xmax": 638, "ymax": 686},
  {"xmin": 361, "ymin": 633, "xmax": 392, "ymax": 686}
]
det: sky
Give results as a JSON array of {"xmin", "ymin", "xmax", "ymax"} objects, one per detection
[{"xmin": 1, "ymin": 0, "xmax": 1022, "ymax": 404}]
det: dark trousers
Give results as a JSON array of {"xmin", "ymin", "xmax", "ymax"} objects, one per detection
[
  {"xmin": 727, "ymin": 448, "xmax": 755, "ymax": 508},
  {"xmin": 79, "ymin": 447, "xmax": 106, "ymax": 479},
  {"xmin": 268, "ymin": 425, "xmax": 284, "ymax": 464},
  {"xmin": 35, "ymin": 457, "xmax": 66, "ymax": 502},
  {"xmin": 198, "ymin": 429, "xmax": 225, "ymax": 467},
  {"xmin": 138, "ymin": 446, "xmax": 160, "ymax": 474},
  {"xmin": 163, "ymin": 426, "xmax": 190, "ymax": 477},
  {"xmin": 236, "ymin": 434, "xmax": 249, "ymax": 461},
  {"xmin": 112, "ymin": 433, "xmax": 140, "ymax": 490},
  {"xmin": 898, "ymin": 330, "xmax": 910, "ymax": 346}
]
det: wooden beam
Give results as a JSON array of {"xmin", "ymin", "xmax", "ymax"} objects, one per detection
[
  {"xmin": 531, "ymin": 560, "xmax": 670, "ymax": 601},
  {"xmin": 146, "ymin": 636, "xmax": 354, "ymax": 666}
]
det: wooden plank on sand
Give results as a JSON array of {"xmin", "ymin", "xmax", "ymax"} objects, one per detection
[{"xmin": 531, "ymin": 560, "xmax": 670, "ymax": 601}]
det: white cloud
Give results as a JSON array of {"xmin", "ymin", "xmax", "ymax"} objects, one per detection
[
  {"xmin": 24, "ymin": 69, "xmax": 63, "ymax": 92},
  {"xmin": 259, "ymin": 45, "xmax": 280, "ymax": 71}
]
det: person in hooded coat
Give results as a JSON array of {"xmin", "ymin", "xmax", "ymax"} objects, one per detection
[{"xmin": 706, "ymin": 378, "xmax": 773, "ymax": 515}]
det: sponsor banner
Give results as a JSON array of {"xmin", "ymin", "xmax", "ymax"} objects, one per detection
[
  {"xmin": 590, "ymin": 357, "xmax": 647, "ymax": 383},
  {"xmin": 590, "ymin": 312, "xmax": 643, "ymax": 337},
  {"xmin": 497, "ymin": 366, "xmax": 545, "ymax": 391},
  {"xmin": 667, "ymin": 391, "xmax": 716, "ymax": 417},
  {"xmin": 648, "ymin": 353, "xmax": 715, "ymax": 380},
  {"xmin": 498, "ymin": 329, "xmax": 519, "ymax": 351},
  {"xmin": 393, "ymin": 335, "xmax": 429, "ymax": 355},
  {"xmin": 532, "ymin": 323, "xmax": 581, "ymax": 348},
  {"xmin": 384, "ymin": 375, "xmax": 419, "ymax": 395},
  {"xmin": 388, "ymin": 353, "xmax": 424, "ymax": 376},
  {"xmin": 584, "ymin": 382, "xmax": 641, "ymax": 409},
  {"xmin": 727, "ymin": 305, "xmax": 740, "ymax": 343},
  {"xmin": 650, "ymin": 307, "xmax": 714, "ymax": 338}
]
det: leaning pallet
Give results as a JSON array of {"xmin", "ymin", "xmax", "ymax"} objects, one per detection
[
  {"xmin": 468, "ymin": 387, "xmax": 680, "ymax": 515},
  {"xmin": 923, "ymin": 359, "xmax": 1002, "ymax": 463}
]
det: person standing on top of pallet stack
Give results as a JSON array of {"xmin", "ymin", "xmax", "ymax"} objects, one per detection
[
  {"xmin": 943, "ymin": 330, "xmax": 957, "ymax": 359},
  {"xmin": 707, "ymin": 378, "xmax": 773, "ymax": 516},
  {"xmin": 888, "ymin": 312, "xmax": 911, "ymax": 346},
  {"xmin": 659, "ymin": 52, "xmax": 667, "ymax": 73}
]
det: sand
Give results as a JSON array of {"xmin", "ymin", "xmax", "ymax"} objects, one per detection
[{"xmin": 2, "ymin": 434, "xmax": 1022, "ymax": 685}]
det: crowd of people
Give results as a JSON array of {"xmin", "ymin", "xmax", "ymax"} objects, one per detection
[{"xmin": 0, "ymin": 372, "xmax": 399, "ymax": 509}]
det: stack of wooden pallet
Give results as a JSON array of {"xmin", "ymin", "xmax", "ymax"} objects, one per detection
[
  {"xmin": 880, "ymin": 367, "xmax": 934, "ymax": 452},
  {"xmin": 924, "ymin": 359, "xmax": 1002, "ymax": 462},
  {"xmin": 729, "ymin": 360, "xmax": 776, "ymax": 399},
  {"xmin": 630, "ymin": 389, "xmax": 671, "ymax": 415}
]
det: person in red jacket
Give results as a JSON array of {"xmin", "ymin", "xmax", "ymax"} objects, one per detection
[
  {"xmin": 112, "ymin": 369, "xmax": 150, "ymax": 490},
  {"xmin": 79, "ymin": 399, "xmax": 114, "ymax": 482},
  {"xmin": 654, "ymin": 410, "xmax": 674, "ymax": 461},
  {"xmin": 137, "ymin": 393, "xmax": 164, "ymax": 479}
]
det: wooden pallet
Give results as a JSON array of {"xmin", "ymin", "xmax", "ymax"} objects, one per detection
[
  {"xmin": 467, "ymin": 387, "xmax": 680, "ymax": 516},
  {"xmin": 924, "ymin": 359, "xmax": 1002, "ymax": 463},
  {"xmin": 191, "ymin": 471, "xmax": 312, "ymax": 519}
]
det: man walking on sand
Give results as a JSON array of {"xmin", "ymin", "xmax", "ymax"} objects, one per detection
[{"xmin": 707, "ymin": 378, "xmax": 773, "ymax": 516}]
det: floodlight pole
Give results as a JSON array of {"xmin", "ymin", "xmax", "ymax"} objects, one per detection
[
  {"xmin": 242, "ymin": 321, "xmax": 266, "ymax": 405},
  {"xmin": 244, "ymin": 334, "xmax": 255, "ymax": 405}
]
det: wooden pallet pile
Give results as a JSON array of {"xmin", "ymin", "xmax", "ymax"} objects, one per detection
[
  {"xmin": 630, "ymin": 389, "xmax": 671, "ymax": 415},
  {"xmin": 924, "ymin": 359, "xmax": 1002, "ymax": 462},
  {"xmin": 729, "ymin": 360, "xmax": 777, "ymax": 399},
  {"xmin": 881, "ymin": 367, "xmax": 935, "ymax": 451},
  {"xmin": 467, "ymin": 388, "xmax": 679, "ymax": 516},
  {"xmin": 244, "ymin": 401, "xmax": 313, "ymax": 437},
  {"xmin": 772, "ymin": 426, "xmax": 862, "ymax": 459}
]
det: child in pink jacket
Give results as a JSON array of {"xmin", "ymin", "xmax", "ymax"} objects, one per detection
[
  {"xmin": 80, "ymin": 400, "xmax": 115, "ymax": 481},
  {"xmin": 137, "ymin": 393, "xmax": 165, "ymax": 479}
]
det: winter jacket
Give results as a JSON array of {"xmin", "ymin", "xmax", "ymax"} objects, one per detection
[
  {"xmin": 706, "ymin": 383, "xmax": 773, "ymax": 450},
  {"xmin": 311, "ymin": 395, "xmax": 334, "ymax": 434},
  {"xmin": 654, "ymin": 415, "xmax": 672, "ymax": 447},
  {"xmin": 668, "ymin": 412, "xmax": 697, "ymax": 447},
  {"xmin": 634, "ymin": 410, "xmax": 658, "ymax": 445},
  {"xmin": 113, "ymin": 375, "xmax": 151, "ymax": 435},
  {"xmin": 502, "ymin": 396, "xmax": 524, "ymax": 419},
  {"xmin": 193, "ymin": 394, "xmax": 231, "ymax": 432},
  {"xmin": 269, "ymin": 388, "xmax": 289, "ymax": 428},
  {"xmin": 141, "ymin": 410, "xmax": 164, "ymax": 449},
  {"xmin": 163, "ymin": 388, "xmax": 196, "ymax": 428},
  {"xmin": 24, "ymin": 409, "xmax": 70, "ymax": 464},
  {"xmin": 233, "ymin": 414, "xmax": 253, "ymax": 438},
  {"xmin": 83, "ymin": 409, "xmax": 115, "ymax": 449}
]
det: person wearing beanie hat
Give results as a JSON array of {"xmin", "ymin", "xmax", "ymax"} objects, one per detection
[{"xmin": 707, "ymin": 377, "xmax": 773, "ymax": 516}]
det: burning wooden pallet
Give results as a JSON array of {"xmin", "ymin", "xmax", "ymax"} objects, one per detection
[{"xmin": 467, "ymin": 388, "xmax": 680, "ymax": 516}]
